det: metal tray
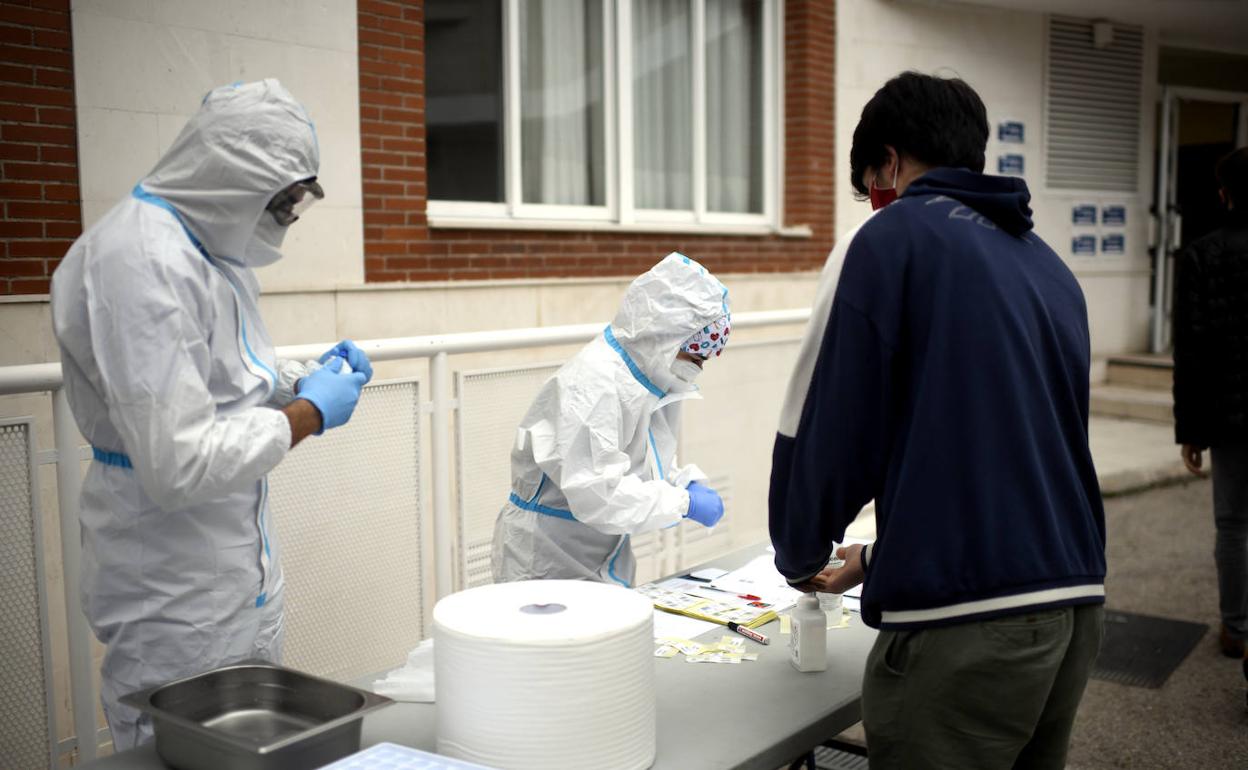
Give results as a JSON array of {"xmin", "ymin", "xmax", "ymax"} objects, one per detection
[{"xmin": 120, "ymin": 660, "xmax": 394, "ymax": 770}]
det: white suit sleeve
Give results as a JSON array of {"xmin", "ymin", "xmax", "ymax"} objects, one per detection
[
  {"xmin": 268, "ymin": 358, "xmax": 318, "ymax": 408},
  {"xmin": 531, "ymin": 389, "xmax": 689, "ymax": 536},
  {"xmin": 85, "ymin": 251, "xmax": 291, "ymax": 511}
]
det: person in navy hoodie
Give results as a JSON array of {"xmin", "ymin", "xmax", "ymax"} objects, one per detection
[{"xmin": 769, "ymin": 72, "xmax": 1106, "ymax": 768}]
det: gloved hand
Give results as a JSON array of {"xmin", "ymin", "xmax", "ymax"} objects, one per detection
[
  {"xmin": 684, "ymin": 481, "xmax": 724, "ymax": 527},
  {"xmin": 295, "ymin": 356, "xmax": 368, "ymax": 434},
  {"xmin": 319, "ymin": 339, "xmax": 373, "ymax": 383}
]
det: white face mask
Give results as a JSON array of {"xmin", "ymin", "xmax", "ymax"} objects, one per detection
[
  {"xmin": 670, "ymin": 357, "xmax": 703, "ymax": 384},
  {"xmin": 243, "ymin": 216, "xmax": 288, "ymax": 267}
]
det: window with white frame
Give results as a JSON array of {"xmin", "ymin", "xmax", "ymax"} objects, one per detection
[{"xmin": 424, "ymin": 0, "xmax": 780, "ymax": 231}]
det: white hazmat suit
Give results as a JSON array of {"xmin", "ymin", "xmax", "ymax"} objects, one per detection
[
  {"xmin": 50, "ymin": 80, "xmax": 319, "ymax": 748},
  {"xmin": 492, "ymin": 253, "xmax": 729, "ymax": 585}
]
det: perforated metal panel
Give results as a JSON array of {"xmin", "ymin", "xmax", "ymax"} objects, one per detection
[
  {"xmin": 454, "ymin": 363, "xmax": 561, "ymax": 589},
  {"xmin": 268, "ymin": 381, "xmax": 424, "ymax": 682},
  {"xmin": 0, "ymin": 420, "xmax": 54, "ymax": 770},
  {"xmin": 1046, "ymin": 17, "xmax": 1144, "ymax": 191}
]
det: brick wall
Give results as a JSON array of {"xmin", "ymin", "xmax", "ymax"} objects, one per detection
[
  {"xmin": 0, "ymin": 0, "xmax": 79, "ymax": 295},
  {"xmin": 358, "ymin": 0, "xmax": 836, "ymax": 283}
]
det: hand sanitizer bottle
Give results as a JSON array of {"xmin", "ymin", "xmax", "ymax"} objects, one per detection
[{"xmin": 789, "ymin": 593, "xmax": 828, "ymax": 672}]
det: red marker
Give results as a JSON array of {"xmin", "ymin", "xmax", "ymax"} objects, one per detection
[{"xmin": 728, "ymin": 621, "xmax": 769, "ymax": 645}]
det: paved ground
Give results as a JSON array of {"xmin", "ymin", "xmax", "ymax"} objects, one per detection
[
  {"xmin": 1088, "ymin": 416, "xmax": 1188, "ymax": 496},
  {"xmin": 1066, "ymin": 478, "xmax": 1248, "ymax": 769},
  {"xmin": 818, "ymin": 420, "xmax": 1247, "ymax": 769}
]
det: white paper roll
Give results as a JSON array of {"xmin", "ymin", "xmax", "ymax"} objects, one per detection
[{"xmin": 434, "ymin": 580, "xmax": 655, "ymax": 770}]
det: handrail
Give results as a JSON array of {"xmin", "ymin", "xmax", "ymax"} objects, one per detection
[
  {"xmin": 0, "ymin": 305, "xmax": 811, "ymax": 763},
  {"xmin": 0, "ymin": 308, "xmax": 810, "ymax": 396}
]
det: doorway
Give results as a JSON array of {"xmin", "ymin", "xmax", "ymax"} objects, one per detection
[{"xmin": 1152, "ymin": 88, "xmax": 1248, "ymax": 352}]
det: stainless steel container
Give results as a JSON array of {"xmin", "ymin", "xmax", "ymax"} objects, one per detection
[{"xmin": 120, "ymin": 660, "xmax": 393, "ymax": 770}]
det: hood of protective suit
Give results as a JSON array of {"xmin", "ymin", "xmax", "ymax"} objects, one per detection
[
  {"xmin": 609, "ymin": 253, "xmax": 729, "ymax": 394},
  {"xmin": 141, "ymin": 79, "xmax": 319, "ymax": 265}
]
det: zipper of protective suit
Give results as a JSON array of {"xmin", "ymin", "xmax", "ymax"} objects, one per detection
[{"xmin": 131, "ymin": 184, "xmax": 279, "ymax": 608}]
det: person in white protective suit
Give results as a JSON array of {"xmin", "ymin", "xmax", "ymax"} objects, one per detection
[
  {"xmin": 492, "ymin": 253, "xmax": 731, "ymax": 586},
  {"xmin": 50, "ymin": 79, "xmax": 373, "ymax": 749}
]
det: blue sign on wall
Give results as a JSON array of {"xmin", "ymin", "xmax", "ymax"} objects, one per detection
[
  {"xmin": 998, "ymin": 120, "xmax": 1025, "ymax": 143},
  {"xmin": 1072, "ymin": 205, "xmax": 1097, "ymax": 226},
  {"xmin": 1102, "ymin": 234, "xmax": 1125, "ymax": 254},
  {"xmin": 1072, "ymin": 235, "xmax": 1097, "ymax": 256},
  {"xmin": 1102, "ymin": 205, "xmax": 1126, "ymax": 227},
  {"xmin": 998, "ymin": 154, "xmax": 1024, "ymax": 175}
]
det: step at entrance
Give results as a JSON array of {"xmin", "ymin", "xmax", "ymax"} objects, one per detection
[{"xmin": 1092, "ymin": 355, "xmax": 1174, "ymax": 424}]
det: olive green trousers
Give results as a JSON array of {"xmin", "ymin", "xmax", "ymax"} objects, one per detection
[{"xmin": 862, "ymin": 604, "xmax": 1104, "ymax": 770}]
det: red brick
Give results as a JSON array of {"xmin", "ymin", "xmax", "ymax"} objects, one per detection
[
  {"xmin": 0, "ymin": 179, "xmax": 40, "ymax": 196},
  {"xmin": 0, "ymin": 63, "xmax": 32, "ymax": 83},
  {"xmin": 2, "ymin": 122, "xmax": 71, "ymax": 144},
  {"xmin": 7, "ymin": 199, "xmax": 77, "ymax": 219},
  {"xmin": 41, "ymin": 182, "xmax": 75, "ymax": 199},
  {"xmin": 0, "ymin": 141, "xmax": 36, "ymax": 160},
  {"xmin": 359, "ymin": 28, "xmax": 403, "ymax": 48},
  {"xmin": 0, "ymin": 258, "xmax": 48, "ymax": 276},
  {"xmin": 7, "ymin": 238, "xmax": 70, "ymax": 257},
  {"xmin": 8, "ymin": 277, "xmax": 50, "ymax": 293},
  {"xmin": 33, "ymin": 66, "xmax": 70, "ymax": 87},
  {"xmin": 0, "ymin": 219, "xmax": 42, "ymax": 237},
  {"xmin": 0, "ymin": 83, "xmax": 73, "ymax": 106},
  {"xmin": 31, "ymin": 27, "xmax": 68, "ymax": 49},
  {"xmin": 0, "ymin": 102, "xmax": 35, "ymax": 121},
  {"xmin": 36, "ymin": 105, "xmax": 72, "ymax": 125},
  {"xmin": 359, "ymin": 0, "xmax": 405, "ymax": 19},
  {"xmin": 44, "ymin": 220, "xmax": 79, "ymax": 238},
  {"xmin": 0, "ymin": 25, "xmax": 32, "ymax": 45},
  {"xmin": 0, "ymin": 43, "xmax": 69, "ymax": 68},
  {"xmin": 0, "ymin": 6, "xmax": 65, "ymax": 31},
  {"xmin": 4, "ymin": 160, "xmax": 74, "ymax": 180},
  {"xmin": 38, "ymin": 144, "xmax": 74, "ymax": 162},
  {"xmin": 30, "ymin": 0, "xmax": 72, "ymax": 12}
]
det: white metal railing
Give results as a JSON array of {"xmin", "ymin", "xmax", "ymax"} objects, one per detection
[{"xmin": 0, "ymin": 307, "xmax": 809, "ymax": 766}]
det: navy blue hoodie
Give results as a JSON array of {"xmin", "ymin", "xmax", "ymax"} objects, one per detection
[{"xmin": 769, "ymin": 168, "xmax": 1106, "ymax": 630}]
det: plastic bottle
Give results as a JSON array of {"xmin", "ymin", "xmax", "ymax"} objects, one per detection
[{"xmin": 789, "ymin": 593, "xmax": 828, "ymax": 672}]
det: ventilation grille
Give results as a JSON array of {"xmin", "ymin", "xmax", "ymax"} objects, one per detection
[{"xmin": 1046, "ymin": 17, "xmax": 1143, "ymax": 191}]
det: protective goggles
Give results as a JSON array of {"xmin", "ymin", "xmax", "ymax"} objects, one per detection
[{"xmin": 266, "ymin": 178, "xmax": 324, "ymax": 226}]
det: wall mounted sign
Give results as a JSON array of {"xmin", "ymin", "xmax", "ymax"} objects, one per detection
[
  {"xmin": 998, "ymin": 120, "xmax": 1025, "ymax": 143},
  {"xmin": 1072, "ymin": 204, "xmax": 1097, "ymax": 226},
  {"xmin": 998, "ymin": 154, "xmax": 1024, "ymax": 175},
  {"xmin": 1102, "ymin": 205, "xmax": 1126, "ymax": 227},
  {"xmin": 1101, "ymin": 233, "xmax": 1125, "ymax": 254},
  {"xmin": 1072, "ymin": 235, "xmax": 1097, "ymax": 256}
]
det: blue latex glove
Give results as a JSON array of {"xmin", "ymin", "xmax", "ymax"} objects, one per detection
[
  {"xmin": 684, "ymin": 481, "xmax": 724, "ymax": 528},
  {"xmin": 319, "ymin": 339, "xmax": 373, "ymax": 383},
  {"xmin": 296, "ymin": 356, "xmax": 368, "ymax": 433}
]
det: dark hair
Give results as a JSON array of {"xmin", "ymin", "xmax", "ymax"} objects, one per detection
[
  {"xmin": 849, "ymin": 72, "xmax": 989, "ymax": 197},
  {"xmin": 1216, "ymin": 147, "xmax": 1248, "ymax": 209}
]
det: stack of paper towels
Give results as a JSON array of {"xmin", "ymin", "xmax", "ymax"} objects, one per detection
[{"xmin": 434, "ymin": 579, "xmax": 655, "ymax": 770}]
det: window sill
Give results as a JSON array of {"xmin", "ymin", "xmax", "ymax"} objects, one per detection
[{"xmin": 426, "ymin": 213, "xmax": 813, "ymax": 239}]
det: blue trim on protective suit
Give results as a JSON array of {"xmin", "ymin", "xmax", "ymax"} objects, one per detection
[
  {"xmin": 603, "ymin": 326, "xmax": 665, "ymax": 398},
  {"xmin": 509, "ymin": 491, "xmax": 576, "ymax": 521},
  {"xmin": 131, "ymin": 184, "xmax": 279, "ymax": 388},
  {"xmin": 255, "ymin": 592, "xmax": 267, "ymax": 608},
  {"xmin": 92, "ymin": 447, "xmax": 133, "ymax": 469},
  {"xmin": 607, "ymin": 535, "xmax": 630, "ymax": 587},
  {"xmin": 648, "ymin": 429, "xmax": 664, "ymax": 480}
]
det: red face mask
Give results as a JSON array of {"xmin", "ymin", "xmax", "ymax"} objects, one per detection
[{"xmin": 868, "ymin": 165, "xmax": 899, "ymax": 210}]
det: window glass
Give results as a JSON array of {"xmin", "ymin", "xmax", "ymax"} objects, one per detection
[
  {"xmin": 520, "ymin": 0, "xmax": 606, "ymax": 206},
  {"xmin": 706, "ymin": 0, "xmax": 763, "ymax": 213},
  {"xmin": 633, "ymin": 0, "xmax": 693, "ymax": 210},
  {"xmin": 426, "ymin": 0, "xmax": 504, "ymax": 202}
]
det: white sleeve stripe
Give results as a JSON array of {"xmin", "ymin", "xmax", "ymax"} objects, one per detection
[{"xmin": 776, "ymin": 213, "xmax": 876, "ymax": 438}]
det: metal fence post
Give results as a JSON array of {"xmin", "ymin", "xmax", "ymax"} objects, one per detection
[
  {"xmin": 52, "ymin": 388, "xmax": 97, "ymax": 762},
  {"xmin": 430, "ymin": 351, "xmax": 455, "ymax": 600}
]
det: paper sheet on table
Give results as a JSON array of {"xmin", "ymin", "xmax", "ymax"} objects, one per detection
[
  {"xmin": 710, "ymin": 555, "xmax": 803, "ymax": 610},
  {"xmin": 652, "ymin": 609, "xmax": 718, "ymax": 640}
]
